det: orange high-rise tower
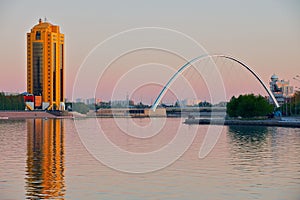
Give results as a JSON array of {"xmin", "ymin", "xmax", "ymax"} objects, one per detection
[{"xmin": 27, "ymin": 18, "xmax": 65, "ymax": 110}]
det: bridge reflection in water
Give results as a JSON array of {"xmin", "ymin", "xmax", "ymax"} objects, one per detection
[{"xmin": 25, "ymin": 119, "xmax": 65, "ymax": 199}]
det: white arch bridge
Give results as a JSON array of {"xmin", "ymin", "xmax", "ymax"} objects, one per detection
[{"xmin": 151, "ymin": 54, "xmax": 279, "ymax": 111}]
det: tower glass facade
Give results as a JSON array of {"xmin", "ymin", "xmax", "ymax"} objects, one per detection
[{"xmin": 32, "ymin": 42, "xmax": 43, "ymax": 96}]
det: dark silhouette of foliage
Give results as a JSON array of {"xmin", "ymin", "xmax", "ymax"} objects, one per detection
[
  {"xmin": 227, "ymin": 94, "xmax": 273, "ymax": 118},
  {"xmin": 0, "ymin": 92, "xmax": 25, "ymax": 110},
  {"xmin": 198, "ymin": 101, "xmax": 212, "ymax": 107}
]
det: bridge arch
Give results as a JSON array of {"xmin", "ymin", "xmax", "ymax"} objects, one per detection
[{"xmin": 151, "ymin": 54, "xmax": 279, "ymax": 111}]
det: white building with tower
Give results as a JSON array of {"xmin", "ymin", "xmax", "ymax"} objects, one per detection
[{"xmin": 269, "ymin": 74, "xmax": 294, "ymax": 105}]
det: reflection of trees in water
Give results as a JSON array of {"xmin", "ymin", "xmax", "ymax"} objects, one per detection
[
  {"xmin": 228, "ymin": 125, "xmax": 268, "ymax": 144},
  {"xmin": 25, "ymin": 119, "xmax": 65, "ymax": 199},
  {"xmin": 227, "ymin": 125, "xmax": 271, "ymax": 168}
]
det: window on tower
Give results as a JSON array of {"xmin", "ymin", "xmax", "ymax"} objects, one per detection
[{"xmin": 36, "ymin": 31, "xmax": 41, "ymax": 40}]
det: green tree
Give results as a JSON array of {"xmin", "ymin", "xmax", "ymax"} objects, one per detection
[
  {"xmin": 227, "ymin": 96, "xmax": 238, "ymax": 117},
  {"xmin": 0, "ymin": 93, "xmax": 25, "ymax": 110},
  {"xmin": 199, "ymin": 101, "xmax": 212, "ymax": 107},
  {"xmin": 227, "ymin": 94, "xmax": 273, "ymax": 118},
  {"xmin": 283, "ymin": 91, "xmax": 300, "ymax": 116}
]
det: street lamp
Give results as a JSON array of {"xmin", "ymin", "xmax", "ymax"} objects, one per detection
[
  {"xmin": 295, "ymin": 88, "xmax": 300, "ymax": 116},
  {"xmin": 293, "ymin": 76, "xmax": 300, "ymax": 116}
]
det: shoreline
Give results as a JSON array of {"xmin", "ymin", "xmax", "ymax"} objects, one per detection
[
  {"xmin": 1, "ymin": 111, "xmax": 300, "ymax": 128},
  {"xmin": 0, "ymin": 111, "xmax": 73, "ymax": 119},
  {"xmin": 184, "ymin": 118, "xmax": 300, "ymax": 128}
]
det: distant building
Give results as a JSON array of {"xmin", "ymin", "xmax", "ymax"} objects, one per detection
[
  {"xmin": 73, "ymin": 98, "xmax": 101, "ymax": 105},
  {"xmin": 111, "ymin": 100, "xmax": 134, "ymax": 108},
  {"xmin": 95, "ymin": 98, "xmax": 102, "ymax": 104},
  {"xmin": 75, "ymin": 98, "xmax": 84, "ymax": 103},
  {"xmin": 177, "ymin": 99, "xmax": 202, "ymax": 107},
  {"xmin": 26, "ymin": 18, "xmax": 65, "ymax": 110},
  {"xmin": 269, "ymin": 74, "xmax": 293, "ymax": 105},
  {"xmin": 86, "ymin": 98, "xmax": 96, "ymax": 105}
]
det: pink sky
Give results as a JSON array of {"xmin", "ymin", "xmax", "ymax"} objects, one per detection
[{"xmin": 0, "ymin": 1, "xmax": 299, "ymax": 103}]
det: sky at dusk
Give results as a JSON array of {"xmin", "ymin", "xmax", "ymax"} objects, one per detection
[{"xmin": 0, "ymin": 0, "xmax": 299, "ymax": 104}]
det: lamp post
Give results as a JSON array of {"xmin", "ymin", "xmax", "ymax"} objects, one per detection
[
  {"xmin": 295, "ymin": 88, "xmax": 300, "ymax": 116},
  {"xmin": 285, "ymin": 98, "xmax": 288, "ymax": 116},
  {"xmin": 290, "ymin": 96, "xmax": 292, "ymax": 115},
  {"xmin": 293, "ymin": 76, "xmax": 300, "ymax": 116}
]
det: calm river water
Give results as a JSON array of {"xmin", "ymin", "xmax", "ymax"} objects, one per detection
[{"xmin": 0, "ymin": 118, "xmax": 300, "ymax": 200}]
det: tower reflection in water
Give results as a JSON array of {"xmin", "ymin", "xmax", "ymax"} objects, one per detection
[{"xmin": 25, "ymin": 119, "xmax": 65, "ymax": 199}]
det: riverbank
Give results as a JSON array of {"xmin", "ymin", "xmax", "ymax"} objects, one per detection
[
  {"xmin": 184, "ymin": 118, "xmax": 300, "ymax": 128},
  {"xmin": 0, "ymin": 111, "xmax": 73, "ymax": 119},
  {"xmin": 2, "ymin": 111, "xmax": 300, "ymax": 128}
]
